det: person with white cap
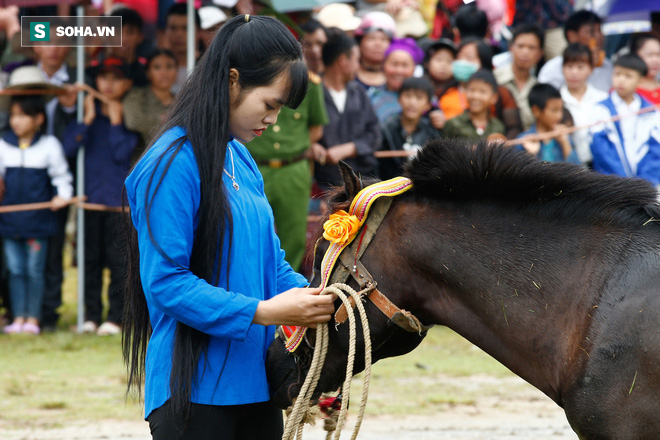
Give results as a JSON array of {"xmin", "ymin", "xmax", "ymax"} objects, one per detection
[
  {"xmin": 354, "ymin": 11, "xmax": 396, "ymax": 91},
  {"xmin": 316, "ymin": 3, "xmax": 362, "ymax": 35},
  {"xmin": 199, "ymin": 5, "xmax": 227, "ymax": 48}
]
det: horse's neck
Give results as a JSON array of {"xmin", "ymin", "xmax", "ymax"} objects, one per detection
[{"xmin": 394, "ymin": 202, "xmax": 618, "ymax": 402}]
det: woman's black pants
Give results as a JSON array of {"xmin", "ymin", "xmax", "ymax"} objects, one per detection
[{"xmin": 148, "ymin": 400, "xmax": 284, "ymax": 440}]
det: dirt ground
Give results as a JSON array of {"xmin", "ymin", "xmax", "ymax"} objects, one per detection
[{"xmin": 3, "ymin": 375, "xmax": 579, "ymax": 440}]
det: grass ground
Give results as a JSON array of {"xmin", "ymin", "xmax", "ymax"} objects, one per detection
[{"xmin": 0, "ymin": 247, "xmax": 518, "ymax": 431}]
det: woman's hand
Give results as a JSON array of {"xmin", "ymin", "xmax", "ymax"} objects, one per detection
[{"xmin": 253, "ymin": 286, "xmax": 337, "ymax": 328}]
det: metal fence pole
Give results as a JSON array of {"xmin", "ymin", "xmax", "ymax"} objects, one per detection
[
  {"xmin": 187, "ymin": 0, "xmax": 195, "ymax": 76},
  {"xmin": 75, "ymin": 6, "xmax": 85, "ymax": 333}
]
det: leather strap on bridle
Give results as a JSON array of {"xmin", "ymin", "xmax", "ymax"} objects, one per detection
[{"xmin": 330, "ymin": 198, "xmax": 432, "ymax": 334}]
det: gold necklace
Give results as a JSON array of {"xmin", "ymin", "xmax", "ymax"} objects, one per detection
[{"xmin": 224, "ymin": 146, "xmax": 239, "ymax": 191}]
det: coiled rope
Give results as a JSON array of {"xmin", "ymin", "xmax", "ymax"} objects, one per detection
[{"xmin": 282, "ymin": 283, "xmax": 373, "ymax": 440}]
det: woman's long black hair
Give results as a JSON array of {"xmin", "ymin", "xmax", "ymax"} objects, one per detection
[{"xmin": 122, "ymin": 14, "xmax": 308, "ymax": 426}]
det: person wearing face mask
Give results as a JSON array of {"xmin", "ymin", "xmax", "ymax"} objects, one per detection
[{"xmin": 440, "ymin": 38, "xmax": 523, "ymax": 138}]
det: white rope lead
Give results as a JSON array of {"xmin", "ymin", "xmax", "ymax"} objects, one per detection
[{"xmin": 281, "ymin": 283, "xmax": 373, "ymax": 440}]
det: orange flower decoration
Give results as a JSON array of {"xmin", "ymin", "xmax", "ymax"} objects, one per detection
[{"xmin": 323, "ymin": 210, "xmax": 361, "ymax": 245}]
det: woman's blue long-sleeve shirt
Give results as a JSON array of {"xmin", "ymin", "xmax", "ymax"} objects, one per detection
[{"xmin": 124, "ymin": 126, "xmax": 307, "ymax": 418}]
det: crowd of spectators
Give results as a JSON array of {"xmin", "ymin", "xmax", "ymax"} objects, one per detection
[{"xmin": 0, "ymin": 0, "xmax": 659, "ymax": 335}]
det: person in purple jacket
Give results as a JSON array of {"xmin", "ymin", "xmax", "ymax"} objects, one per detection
[
  {"xmin": 63, "ymin": 57, "xmax": 138, "ymax": 336},
  {"xmin": 123, "ymin": 15, "xmax": 335, "ymax": 440}
]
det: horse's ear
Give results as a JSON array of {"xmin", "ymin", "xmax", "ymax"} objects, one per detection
[{"xmin": 339, "ymin": 161, "xmax": 362, "ymax": 200}]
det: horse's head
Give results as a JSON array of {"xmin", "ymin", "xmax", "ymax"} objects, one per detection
[{"xmin": 267, "ymin": 162, "xmax": 431, "ymax": 409}]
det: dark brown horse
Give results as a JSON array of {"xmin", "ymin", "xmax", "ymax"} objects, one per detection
[{"xmin": 266, "ymin": 139, "xmax": 660, "ymax": 439}]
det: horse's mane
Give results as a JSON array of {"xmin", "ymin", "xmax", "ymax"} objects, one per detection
[{"xmin": 403, "ymin": 139, "xmax": 660, "ymax": 228}]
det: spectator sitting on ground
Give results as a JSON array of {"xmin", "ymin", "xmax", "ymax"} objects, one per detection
[
  {"xmin": 443, "ymin": 69, "xmax": 505, "ymax": 139},
  {"xmin": 379, "ymin": 76, "xmax": 441, "ymax": 180},
  {"xmin": 559, "ymin": 43, "xmax": 608, "ymax": 165},
  {"xmin": 590, "ymin": 54, "xmax": 660, "ymax": 186},
  {"xmin": 517, "ymin": 83, "xmax": 580, "ymax": 163},
  {"xmin": 538, "ymin": 10, "xmax": 612, "ymax": 93},
  {"xmin": 63, "ymin": 57, "xmax": 138, "ymax": 336},
  {"xmin": 354, "ymin": 11, "xmax": 396, "ymax": 91}
]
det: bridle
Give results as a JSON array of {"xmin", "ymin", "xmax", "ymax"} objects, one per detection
[
  {"xmin": 276, "ymin": 178, "xmax": 434, "ymax": 426},
  {"xmin": 324, "ymin": 196, "xmax": 433, "ymax": 334},
  {"xmin": 280, "ymin": 180, "xmax": 433, "ymax": 359}
]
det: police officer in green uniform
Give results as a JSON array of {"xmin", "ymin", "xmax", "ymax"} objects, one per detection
[{"xmin": 246, "ymin": 72, "xmax": 328, "ymax": 271}]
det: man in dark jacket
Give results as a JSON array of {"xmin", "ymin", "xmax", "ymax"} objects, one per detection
[{"xmin": 312, "ymin": 29, "xmax": 381, "ymax": 188}]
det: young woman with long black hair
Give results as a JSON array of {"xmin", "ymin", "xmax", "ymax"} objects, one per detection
[{"xmin": 122, "ymin": 15, "xmax": 336, "ymax": 440}]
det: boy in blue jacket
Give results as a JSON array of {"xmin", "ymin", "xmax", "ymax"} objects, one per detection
[
  {"xmin": 63, "ymin": 57, "xmax": 138, "ymax": 335},
  {"xmin": 590, "ymin": 54, "xmax": 660, "ymax": 186}
]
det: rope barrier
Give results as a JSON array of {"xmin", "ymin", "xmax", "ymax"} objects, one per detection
[
  {"xmin": 282, "ymin": 283, "xmax": 372, "ymax": 440},
  {"xmin": 77, "ymin": 202, "xmax": 125, "ymax": 213},
  {"xmin": 0, "ymin": 196, "xmax": 87, "ymax": 213},
  {"xmin": 373, "ymin": 102, "xmax": 660, "ymax": 158},
  {"xmin": 0, "ymin": 197, "xmax": 129, "ymax": 214},
  {"xmin": 0, "ymin": 89, "xmax": 67, "ymax": 96}
]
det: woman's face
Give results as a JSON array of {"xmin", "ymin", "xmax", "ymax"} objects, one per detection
[
  {"xmin": 359, "ymin": 31, "xmax": 391, "ymax": 65},
  {"xmin": 147, "ymin": 55, "xmax": 178, "ymax": 91},
  {"xmin": 457, "ymin": 43, "xmax": 481, "ymax": 68},
  {"xmin": 637, "ymin": 38, "xmax": 660, "ymax": 79},
  {"xmin": 229, "ymin": 69, "xmax": 287, "ymax": 143},
  {"xmin": 383, "ymin": 50, "xmax": 415, "ymax": 91}
]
